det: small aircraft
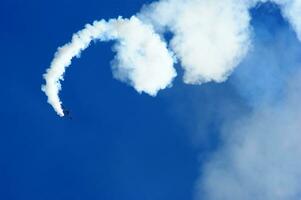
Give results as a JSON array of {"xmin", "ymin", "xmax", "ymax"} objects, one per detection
[{"xmin": 62, "ymin": 105, "xmax": 72, "ymax": 119}]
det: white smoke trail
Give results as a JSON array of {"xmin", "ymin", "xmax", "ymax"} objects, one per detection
[
  {"xmin": 139, "ymin": 0, "xmax": 301, "ymax": 84},
  {"xmin": 43, "ymin": 0, "xmax": 301, "ymax": 117},
  {"xmin": 139, "ymin": 0, "xmax": 252, "ymax": 84},
  {"xmin": 42, "ymin": 19, "xmax": 108, "ymax": 116},
  {"xmin": 42, "ymin": 16, "xmax": 176, "ymax": 116}
]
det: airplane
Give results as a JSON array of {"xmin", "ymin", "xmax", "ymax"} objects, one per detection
[{"xmin": 62, "ymin": 105, "xmax": 72, "ymax": 119}]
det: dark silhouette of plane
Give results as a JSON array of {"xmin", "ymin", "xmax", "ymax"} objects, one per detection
[{"xmin": 62, "ymin": 105, "xmax": 72, "ymax": 119}]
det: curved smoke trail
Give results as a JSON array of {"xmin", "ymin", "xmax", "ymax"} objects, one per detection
[
  {"xmin": 42, "ymin": 16, "xmax": 176, "ymax": 116},
  {"xmin": 42, "ymin": 0, "xmax": 301, "ymax": 117}
]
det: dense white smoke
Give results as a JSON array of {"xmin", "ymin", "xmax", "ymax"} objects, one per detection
[
  {"xmin": 42, "ymin": 16, "xmax": 176, "ymax": 116},
  {"xmin": 140, "ymin": 0, "xmax": 251, "ymax": 84},
  {"xmin": 42, "ymin": 0, "xmax": 301, "ymax": 117}
]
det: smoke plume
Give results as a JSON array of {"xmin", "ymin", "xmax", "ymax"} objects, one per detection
[
  {"xmin": 139, "ymin": 0, "xmax": 251, "ymax": 84},
  {"xmin": 42, "ymin": 0, "xmax": 301, "ymax": 118},
  {"xmin": 194, "ymin": 2, "xmax": 301, "ymax": 200},
  {"xmin": 42, "ymin": 16, "xmax": 176, "ymax": 116}
]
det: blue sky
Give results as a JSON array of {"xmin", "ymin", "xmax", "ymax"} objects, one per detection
[{"xmin": 1, "ymin": 1, "xmax": 301, "ymax": 200}]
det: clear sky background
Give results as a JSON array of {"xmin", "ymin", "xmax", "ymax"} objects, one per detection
[{"xmin": 1, "ymin": 1, "xmax": 301, "ymax": 200}]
